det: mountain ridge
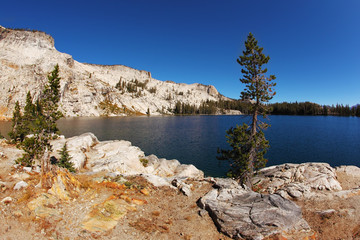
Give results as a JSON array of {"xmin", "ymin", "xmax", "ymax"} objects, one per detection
[{"xmin": 0, "ymin": 26, "xmax": 233, "ymax": 119}]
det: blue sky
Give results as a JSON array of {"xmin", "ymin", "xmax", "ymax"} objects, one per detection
[{"xmin": 1, "ymin": 0, "xmax": 360, "ymax": 106}]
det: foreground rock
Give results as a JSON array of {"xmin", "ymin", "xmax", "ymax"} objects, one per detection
[
  {"xmin": 252, "ymin": 162, "xmax": 342, "ymax": 199},
  {"xmin": 50, "ymin": 132, "xmax": 203, "ymax": 195},
  {"xmin": 199, "ymin": 178, "xmax": 315, "ymax": 239},
  {"xmin": 51, "ymin": 132, "xmax": 203, "ymax": 179}
]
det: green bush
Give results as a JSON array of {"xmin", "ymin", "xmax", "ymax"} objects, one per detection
[
  {"xmin": 139, "ymin": 158, "xmax": 148, "ymax": 167},
  {"xmin": 57, "ymin": 143, "xmax": 75, "ymax": 172}
]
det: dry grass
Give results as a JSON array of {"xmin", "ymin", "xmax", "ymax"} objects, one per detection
[{"xmin": 129, "ymin": 217, "xmax": 170, "ymax": 233}]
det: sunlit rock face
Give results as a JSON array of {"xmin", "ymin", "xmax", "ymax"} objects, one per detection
[
  {"xmin": 198, "ymin": 178, "xmax": 315, "ymax": 240},
  {"xmin": 0, "ymin": 26, "xmax": 229, "ymax": 119},
  {"xmin": 50, "ymin": 132, "xmax": 204, "ymax": 179}
]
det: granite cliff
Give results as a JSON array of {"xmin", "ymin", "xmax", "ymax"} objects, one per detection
[{"xmin": 0, "ymin": 26, "xmax": 230, "ymax": 119}]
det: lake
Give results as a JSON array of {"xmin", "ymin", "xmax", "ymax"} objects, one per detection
[{"xmin": 1, "ymin": 115, "xmax": 359, "ymax": 177}]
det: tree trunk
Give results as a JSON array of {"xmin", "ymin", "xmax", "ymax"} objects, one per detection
[{"xmin": 246, "ymin": 103, "xmax": 259, "ymax": 188}]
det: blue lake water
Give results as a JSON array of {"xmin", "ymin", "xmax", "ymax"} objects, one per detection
[{"xmin": 1, "ymin": 115, "xmax": 359, "ymax": 177}]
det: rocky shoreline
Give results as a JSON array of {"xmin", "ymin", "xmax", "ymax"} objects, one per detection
[{"xmin": 1, "ymin": 133, "xmax": 360, "ymax": 239}]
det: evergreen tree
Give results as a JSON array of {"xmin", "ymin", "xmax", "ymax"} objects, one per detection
[
  {"xmin": 218, "ymin": 33, "xmax": 276, "ymax": 187},
  {"xmin": 38, "ymin": 64, "xmax": 63, "ymax": 135},
  {"xmin": 15, "ymin": 65, "xmax": 63, "ymax": 180},
  {"xmin": 57, "ymin": 143, "xmax": 75, "ymax": 172},
  {"xmin": 23, "ymin": 92, "xmax": 36, "ymax": 122},
  {"xmin": 9, "ymin": 101, "xmax": 24, "ymax": 143},
  {"xmin": 22, "ymin": 91, "xmax": 37, "ymax": 136}
]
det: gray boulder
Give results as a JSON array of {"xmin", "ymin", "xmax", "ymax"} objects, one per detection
[
  {"xmin": 252, "ymin": 162, "xmax": 342, "ymax": 199},
  {"xmin": 199, "ymin": 178, "xmax": 313, "ymax": 239}
]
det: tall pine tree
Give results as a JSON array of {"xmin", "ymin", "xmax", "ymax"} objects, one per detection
[
  {"xmin": 13, "ymin": 65, "xmax": 63, "ymax": 183},
  {"xmin": 218, "ymin": 33, "xmax": 276, "ymax": 187}
]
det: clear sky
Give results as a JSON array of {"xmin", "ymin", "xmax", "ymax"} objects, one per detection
[{"xmin": 1, "ymin": 0, "xmax": 359, "ymax": 106}]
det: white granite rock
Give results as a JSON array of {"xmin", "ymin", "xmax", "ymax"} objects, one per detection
[
  {"xmin": 253, "ymin": 162, "xmax": 342, "ymax": 199},
  {"xmin": 141, "ymin": 174, "xmax": 174, "ymax": 188},
  {"xmin": 14, "ymin": 180, "xmax": 28, "ymax": 190},
  {"xmin": 87, "ymin": 140, "xmax": 146, "ymax": 174},
  {"xmin": 336, "ymin": 165, "xmax": 360, "ymax": 177},
  {"xmin": 49, "ymin": 133, "xmax": 204, "ymax": 180}
]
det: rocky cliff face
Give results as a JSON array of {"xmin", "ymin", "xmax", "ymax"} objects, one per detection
[{"xmin": 0, "ymin": 26, "xmax": 228, "ymax": 118}]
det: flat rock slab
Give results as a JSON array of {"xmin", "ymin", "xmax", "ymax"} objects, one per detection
[
  {"xmin": 27, "ymin": 193, "xmax": 62, "ymax": 220},
  {"xmin": 81, "ymin": 198, "xmax": 136, "ymax": 232},
  {"xmin": 199, "ymin": 179, "xmax": 314, "ymax": 240}
]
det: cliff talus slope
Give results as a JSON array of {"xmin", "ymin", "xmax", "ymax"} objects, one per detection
[{"xmin": 0, "ymin": 26, "xmax": 227, "ymax": 118}]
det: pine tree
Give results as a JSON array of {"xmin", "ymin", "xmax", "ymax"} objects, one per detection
[
  {"xmin": 22, "ymin": 91, "xmax": 36, "ymax": 136},
  {"xmin": 57, "ymin": 143, "xmax": 75, "ymax": 172},
  {"xmin": 14, "ymin": 65, "xmax": 63, "ymax": 181},
  {"xmin": 23, "ymin": 92, "xmax": 36, "ymax": 121},
  {"xmin": 38, "ymin": 64, "xmax": 63, "ymax": 136},
  {"xmin": 218, "ymin": 33, "xmax": 276, "ymax": 187},
  {"xmin": 37, "ymin": 64, "xmax": 63, "ymax": 187},
  {"xmin": 9, "ymin": 101, "xmax": 24, "ymax": 143}
]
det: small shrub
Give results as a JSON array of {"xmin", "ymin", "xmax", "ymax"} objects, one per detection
[
  {"xmin": 166, "ymin": 93, "xmax": 172, "ymax": 100},
  {"xmin": 148, "ymin": 87, "xmax": 157, "ymax": 94},
  {"xmin": 57, "ymin": 143, "xmax": 75, "ymax": 172},
  {"xmin": 140, "ymin": 158, "xmax": 148, "ymax": 167},
  {"xmin": 99, "ymin": 100, "xmax": 122, "ymax": 115},
  {"xmin": 124, "ymin": 181, "xmax": 132, "ymax": 188}
]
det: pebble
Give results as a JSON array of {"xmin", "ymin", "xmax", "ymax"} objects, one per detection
[
  {"xmin": 13, "ymin": 180, "xmax": 28, "ymax": 190},
  {"xmin": 13, "ymin": 210, "xmax": 23, "ymax": 217},
  {"xmin": 316, "ymin": 209, "xmax": 336, "ymax": 219},
  {"xmin": 1, "ymin": 197, "xmax": 12, "ymax": 204},
  {"xmin": 23, "ymin": 167, "xmax": 32, "ymax": 173}
]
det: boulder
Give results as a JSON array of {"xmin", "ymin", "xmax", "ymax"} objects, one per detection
[
  {"xmin": 141, "ymin": 174, "xmax": 174, "ymax": 188},
  {"xmin": 50, "ymin": 133, "xmax": 204, "ymax": 182},
  {"xmin": 51, "ymin": 132, "xmax": 99, "ymax": 170},
  {"xmin": 336, "ymin": 165, "xmax": 360, "ymax": 177},
  {"xmin": 149, "ymin": 157, "xmax": 181, "ymax": 177},
  {"xmin": 174, "ymin": 164, "xmax": 204, "ymax": 179},
  {"xmin": 199, "ymin": 178, "xmax": 314, "ymax": 239},
  {"xmin": 144, "ymin": 154, "xmax": 204, "ymax": 179},
  {"xmin": 253, "ymin": 163, "xmax": 342, "ymax": 199},
  {"xmin": 87, "ymin": 140, "xmax": 146, "ymax": 174}
]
